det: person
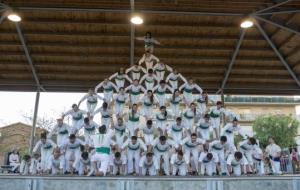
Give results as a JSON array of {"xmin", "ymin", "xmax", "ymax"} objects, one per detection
[
  {"xmin": 291, "ymin": 148, "xmax": 299, "ymax": 174},
  {"xmin": 179, "ymin": 78, "xmax": 203, "ymax": 106},
  {"xmin": 138, "ymin": 50, "xmax": 160, "ymax": 71},
  {"xmin": 209, "ymin": 136, "xmax": 230, "ymax": 175},
  {"xmin": 30, "ymin": 153, "xmax": 42, "ymax": 175},
  {"xmin": 168, "ymin": 89, "xmax": 182, "ymax": 118},
  {"xmin": 195, "ymin": 114, "xmax": 212, "ymax": 141},
  {"xmin": 62, "ymin": 104, "xmax": 87, "ymax": 134},
  {"xmin": 125, "ymin": 62, "xmax": 146, "ymax": 80},
  {"xmin": 78, "ymin": 89, "xmax": 104, "ymax": 113},
  {"xmin": 170, "ymin": 150, "xmax": 188, "ymax": 176},
  {"xmin": 136, "ymin": 31, "xmax": 161, "ymax": 53},
  {"xmin": 221, "ymin": 118, "xmax": 246, "ymax": 146},
  {"xmin": 110, "ymin": 152, "xmax": 127, "ymax": 175},
  {"xmin": 182, "ymin": 103, "xmax": 198, "ymax": 132},
  {"xmin": 155, "ymin": 106, "xmax": 169, "ymax": 133},
  {"xmin": 73, "ymin": 151, "xmax": 91, "ymax": 176},
  {"xmin": 151, "ymin": 135, "xmax": 178, "ymax": 175},
  {"xmin": 252, "ymin": 145, "xmax": 264, "ymax": 175},
  {"xmin": 48, "ymin": 118, "xmax": 70, "ymax": 147},
  {"xmin": 78, "ymin": 117, "xmax": 99, "ymax": 146},
  {"xmin": 169, "ymin": 117, "xmax": 185, "ymax": 146},
  {"xmin": 141, "ymin": 119, "xmax": 156, "ymax": 147},
  {"xmin": 140, "ymin": 90, "xmax": 158, "ymax": 119},
  {"xmin": 238, "ymin": 137, "xmax": 257, "ymax": 172},
  {"xmin": 153, "ymin": 80, "xmax": 172, "ymax": 107},
  {"xmin": 209, "ymin": 101, "xmax": 226, "ymax": 138},
  {"xmin": 9, "ymin": 149, "xmax": 20, "ymax": 173},
  {"xmin": 19, "ymin": 155, "xmax": 31, "ymax": 175},
  {"xmin": 139, "ymin": 152, "xmax": 159, "ymax": 176},
  {"xmin": 198, "ymin": 151, "xmax": 219, "ymax": 176},
  {"xmin": 153, "ymin": 62, "xmax": 172, "ymax": 81},
  {"xmin": 194, "ymin": 93, "xmax": 208, "ymax": 116},
  {"xmin": 121, "ymin": 136, "xmax": 147, "ymax": 174},
  {"xmin": 265, "ymin": 137, "xmax": 282, "ymax": 174},
  {"xmin": 109, "ymin": 68, "xmax": 133, "ymax": 90},
  {"xmin": 166, "ymin": 69, "xmax": 186, "ymax": 91},
  {"xmin": 95, "ymin": 78, "xmax": 118, "ymax": 103},
  {"xmin": 33, "ymin": 132, "xmax": 57, "ymax": 172},
  {"xmin": 47, "ymin": 148, "xmax": 64, "ymax": 175},
  {"xmin": 113, "ymin": 87, "xmax": 129, "ymax": 117},
  {"xmin": 126, "ymin": 104, "xmax": 141, "ymax": 137},
  {"xmin": 90, "ymin": 125, "xmax": 115, "ymax": 176},
  {"xmin": 93, "ymin": 102, "xmax": 112, "ymax": 127},
  {"xmin": 60, "ymin": 134, "xmax": 85, "ymax": 173},
  {"xmin": 125, "ymin": 79, "xmax": 146, "ymax": 105},
  {"xmin": 111, "ymin": 117, "xmax": 127, "ymax": 149},
  {"xmin": 226, "ymin": 151, "xmax": 247, "ymax": 176},
  {"xmin": 181, "ymin": 133, "xmax": 205, "ymax": 174},
  {"xmin": 139, "ymin": 69, "xmax": 159, "ymax": 91}
]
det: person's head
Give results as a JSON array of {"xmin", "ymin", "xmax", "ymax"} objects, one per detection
[
  {"xmin": 159, "ymin": 80, "xmax": 166, "ymax": 87},
  {"xmin": 119, "ymin": 68, "xmax": 124, "ymax": 74},
  {"xmin": 69, "ymin": 134, "xmax": 76, "ymax": 143},
  {"xmin": 117, "ymin": 117, "xmax": 123, "ymax": 125},
  {"xmin": 33, "ymin": 153, "xmax": 40, "ymax": 159},
  {"xmin": 81, "ymin": 151, "xmax": 89, "ymax": 160},
  {"xmin": 145, "ymin": 50, "xmax": 151, "ymax": 56},
  {"xmin": 40, "ymin": 132, "xmax": 47, "ymax": 144},
  {"xmin": 23, "ymin": 154, "xmax": 31, "ymax": 162},
  {"xmin": 268, "ymin": 137, "xmax": 275, "ymax": 144},
  {"xmin": 133, "ymin": 79, "xmax": 139, "ymax": 86},
  {"xmin": 53, "ymin": 148, "xmax": 61, "ymax": 159},
  {"xmin": 132, "ymin": 104, "xmax": 138, "ymax": 112},
  {"xmin": 190, "ymin": 102, "xmax": 196, "ymax": 110},
  {"xmin": 173, "ymin": 69, "xmax": 178, "ymax": 74},
  {"xmin": 146, "ymin": 152, "xmax": 154, "ymax": 162},
  {"xmin": 204, "ymin": 114, "xmax": 210, "ymax": 122},
  {"xmin": 57, "ymin": 118, "xmax": 63, "ymax": 126},
  {"xmin": 146, "ymin": 120, "xmax": 153, "ymax": 127},
  {"xmin": 102, "ymin": 102, "xmax": 108, "ymax": 109},
  {"xmin": 220, "ymin": 136, "xmax": 227, "ymax": 144},
  {"xmin": 234, "ymin": 151, "xmax": 243, "ymax": 161},
  {"xmin": 72, "ymin": 103, "xmax": 78, "ymax": 111},
  {"xmin": 99, "ymin": 125, "xmax": 107, "ymax": 134},
  {"xmin": 88, "ymin": 88, "xmax": 94, "ymax": 95},
  {"xmin": 216, "ymin": 101, "xmax": 222, "ymax": 109},
  {"xmin": 177, "ymin": 150, "xmax": 184, "ymax": 160},
  {"xmin": 159, "ymin": 135, "xmax": 167, "ymax": 145},
  {"xmin": 119, "ymin": 87, "xmax": 125, "ymax": 94},
  {"xmin": 84, "ymin": 117, "xmax": 90, "ymax": 125},
  {"xmin": 131, "ymin": 136, "xmax": 138, "ymax": 144},
  {"xmin": 148, "ymin": 69, "xmax": 153, "ymax": 75},
  {"xmin": 176, "ymin": 117, "xmax": 182, "ymax": 125},
  {"xmin": 188, "ymin": 78, "xmax": 193, "ymax": 84},
  {"xmin": 147, "ymin": 90, "xmax": 153, "ymax": 97},
  {"xmin": 206, "ymin": 153, "xmax": 213, "ymax": 161},
  {"xmin": 248, "ymin": 137, "xmax": 257, "ymax": 145},
  {"xmin": 160, "ymin": 106, "xmax": 166, "ymax": 114},
  {"xmin": 104, "ymin": 78, "xmax": 109, "ymax": 84},
  {"xmin": 191, "ymin": 133, "xmax": 197, "ymax": 143},
  {"xmin": 232, "ymin": 118, "xmax": 238, "ymax": 126},
  {"xmin": 115, "ymin": 152, "xmax": 121, "ymax": 160},
  {"xmin": 146, "ymin": 31, "xmax": 152, "ymax": 38}
]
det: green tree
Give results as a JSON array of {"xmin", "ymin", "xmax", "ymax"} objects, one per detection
[{"xmin": 253, "ymin": 115, "xmax": 299, "ymax": 148}]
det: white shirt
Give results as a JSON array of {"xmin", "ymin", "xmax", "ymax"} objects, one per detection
[
  {"xmin": 199, "ymin": 152, "xmax": 219, "ymax": 163},
  {"xmin": 95, "ymin": 81, "xmax": 118, "ymax": 93},
  {"xmin": 152, "ymin": 138, "xmax": 178, "ymax": 152},
  {"xmin": 121, "ymin": 138, "xmax": 147, "ymax": 151},
  {"xmin": 48, "ymin": 123, "xmax": 70, "ymax": 137},
  {"xmin": 48, "ymin": 155, "xmax": 64, "ymax": 170},
  {"xmin": 60, "ymin": 139, "xmax": 84, "ymax": 151},
  {"xmin": 226, "ymin": 153, "xmax": 246, "ymax": 167},
  {"xmin": 179, "ymin": 83, "xmax": 203, "ymax": 94},
  {"xmin": 9, "ymin": 153, "xmax": 20, "ymax": 164},
  {"xmin": 63, "ymin": 109, "xmax": 87, "ymax": 121},
  {"xmin": 170, "ymin": 154, "xmax": 187, "ymax": 166},
  {"xmin": 79, "ymin": 93, "xmax": 103, "ymax": 104},
  {"xmin": 266, "ymin": 143, "xmax": 281, "ymax": 158},
  {"xmin": 91, "ymin": 129, "xmax": 115, "ymax": 148},
  {"xmin": 33, "ymin": 139, "xmax": 56, "ymax": 152},
  {"xmin": 110, "ymin": 154, "xmax": 127, "ymax": 166},
  {"xmin": 181, "ymin": 137, "xmax": 205, "ymax": 149},
  {"xmin": 166, "ymin": 73, "xmax": 186, "ymax": 83},
  {"xmin": 139, "ymin": 155, "xmax": 159, "ymax": 169},
  {"xmin": 221, "ymin": 123, "xmax": 245, "ymax": 138}
]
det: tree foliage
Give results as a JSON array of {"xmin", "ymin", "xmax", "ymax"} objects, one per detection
[{"xmin": 253, "ymin": 114, "xmax": 299, "ymax": 148}]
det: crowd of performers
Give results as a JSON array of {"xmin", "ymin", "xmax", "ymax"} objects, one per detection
[{"xmin": 11, "ymin": 32, "xmax": 283, "ymax": 177}]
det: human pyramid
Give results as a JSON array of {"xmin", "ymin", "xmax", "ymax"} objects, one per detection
[{"xmin": 26, "ymin": 32, "xmax": 282, "ymax": 177}]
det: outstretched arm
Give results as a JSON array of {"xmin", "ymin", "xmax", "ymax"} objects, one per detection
[
  {"xmin": 95, "ymin": 81, "xmax": 104, "ymax": 93},
  {"xmin": 108, "ymin": 73, "xmax": 118, "ymax": 81}
]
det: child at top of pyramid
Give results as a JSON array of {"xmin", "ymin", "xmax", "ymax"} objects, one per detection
[{"xmin": 136, "ymin": 31, "xmax": 161, "ymax": 54}]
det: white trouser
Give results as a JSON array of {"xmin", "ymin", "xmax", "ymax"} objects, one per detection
[
  {"xmin": 155, "ymin": 151, "xmax": 170, "ymax": 175},
  {"xmin": 184, "ymin": 148, "xmax": 199, "ymax": 171},
  {"xmin": 145, "ymin": 81, "xmax": 155, "ymax": 91},
  {"xmin": 65, "ymin": 149, "xmax": 81, "ymax": 172},
  {"xmin": 270, "ymin": 158, "xmax": 282, "ymax": 174},
  {"xmin": 115, "ymin": 133, "xmax": 126, "ymax": 148},
  {"xmin": 201, "ymin": 162, "xmax": 215, "ymax": 176},
  {"xmin": 84, "ymin": 131, "xmax": 95, "ymax": 146},
  {"xmin": 156, "ymin": 94, "xmax": 166, "ymax": 107},
  {"xmin": 156, "ymin": 71, "xmax": 165, "ymax": 81},
  {"xmin": 141, "ymin": 165, "xmax": 157, "ymax": 176},
  {"xmin": 183, "ymin": 117, "xmax": 194, "ymax": 131},
  {"xmin": 144, "ymin": 134, "xmax": 154, "ymax": 146},
  {"xmin": 231, "ymin": 165, "xmax": 242, "ymax": 176},
  {"xmin": 127, "ymin": 150, "xmax": 140, "ymax": 173},
  {"xmin": 132, "ymin": 72, "xmax": 140, "ymax": 80},
  {"xmin": 72, "ymin": 119, "xmax": 83, "ymax": 134},
  {"xmin": 171, "ymin": 132, "xmax": 182, "ymax": 146},
  {"xmin": 172, "ymin": 163, "xmax": 187, "ymax": 176},
  {"xmin": 183, "ymin": 92, "xmax": 193, "ymax": 105},
  {"xmin": 41, "ymin": 149, "xmax": 53, "ymax": 171},
  {"xmin": 198, "ymin": 129, "xmax": 210, "ymax": 141},
  {"xmin": 127, "ymin": 121, "xmax": 139, "ymax": 137},
  {"xmin": 210, "ymin": 117, "xmax": 220, "ymax": 137},
  {"xmin": 112, "ymin": 164, "xmax": 125, "ymax": 175},
  {"xmin": 130, "ymin": 94, "xmax": 140, "ymax": 105},
  {"xmin": 57, "ymin": 134, "xmax": 69, "ymax": 147},
  {"xmin": 197, "ymin": 103, "xmax": 206, "ymax": 115},
  {"xmin": 9, "ymin": 162, "xmax": 20, "ymax": 172},
  {"xmin": 101, "ymin": 117, "xmax": 111, "ymax": 127},
  {"xmin": 50, "ymin": 165, "xmax": 63, "ymax": 175},
  {"xmin": 224, "ymin": 133, "xmax": 234, "ymax": 146},
  {"xmin": 104, "ymin": 91, "xmax": 113, "ymax": 103},
  {"xmin": 212, "ymin": 150, "xmax": 226, "ymax": 174},
  {"xmin": 115, "ymin": 79, "xmax": 125, "ymax": 90},
  {"xmin": 87, "ymin": 102, "xmax": 97, "ymax": 113},
  {"xmin": 169, "ymin": 80, "xmax": 178, "ymax": 91},
  {"xmin": 142, "ymin": 106, "xmax": 153, "ymax": 119},
  {"xmin": 253, "ymin": 158, "xmax": 264, "ymax": 175},
  {"xmin": 115, "ymin": 103, "xmax": 125, "ymax": 116},
  {"xmin": 91, "ymin": 153, "xmax": 110, "ymax": 176},
  {"xmin": 170, "ymin": 104, "xmax": 181, "ymax": 118},
  {"xmin": 240, "ymin": 149, "xmax": 253, "ymax": 166},
  {"xmin": 156, "ymin": 120, "xmax": 168, "ymax": 131}
]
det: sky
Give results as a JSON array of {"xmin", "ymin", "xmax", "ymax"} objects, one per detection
[{"xmin": 0, "ymin": 91, "xmax": 300, "ymax": 129}]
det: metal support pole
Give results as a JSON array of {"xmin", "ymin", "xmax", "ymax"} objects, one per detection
[
  {"xmin": 256, "ymin": 9, "xmax": 300, "ymax": 15},
  {"xmin": 130, "ymin": 0, "xmax": 135, "ymax": 66},
  {"xmin": 29, "ymin": 90, "xmax": 40, "ymax": 154},
  {"xmin": 255, "ymin": 20, "xmax": 300, "ymax": 88},
  {"xmin": 0, "ymin": 13, "xmax": 6, "ymax": 25},
  {"xmin": 253, "ymin": 0, "xmax": 292, "ymax": 14},
  {"xmin": 254, "ymin": 16, "xmax": 300, "ymax": 36}
]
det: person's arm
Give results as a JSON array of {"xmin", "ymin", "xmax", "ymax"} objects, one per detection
[
  {"xmin": 125, "ymin": 74, "xmax": 133, "ymax": 83},
  {"xmin": 48, "ymin": 124, "xmax": 58, "ymax": 139},
  {"xmin": 165, "ymin": 64, "xmax": 173, "ymax": 72},
  {"xmin": 179, "ymin": 83, "xmax": 186, "ymax": 91},
  {"xmin": 124, "ymin": 85, "xmax": 131, "ymax": 93},
  {"xmin": 140, "ymin": 85, "xmax": 146, "ymax": 93},
  {"xmin": 139, "ymin": 75, "xmax": 146, "ymax": 84},
  {"xmin": 138, "ymin": 54, "xmax": 146, "ymax": 66},
  {"xmin": 165, "ymin": 73, "xmax": 171, "ymax": 83},
  {"xmin": 110, "ymin": 82, "xmax": 118, "ymax": 92},
  {"xmin": 121, "ymin": 139, "xmax": 129, "ymax": 150},
  {"xmin": 62, "ymin": 109, "xmax": 72, "ymax": 119},
  {"xmin": 78, "ymin": 94, "xmax": 88, "ymax": 106},
  {"xmin": 95, "ymin": 81, "xmax": 104, "ymax": 93},
  {"xmin": 135, "ymin": 37, "xmax": 145, "ymax": 41},
  {"xmin": 32, "ymin": 141, "xmax": 41, "ymax": 153},
  {"xmin": 140, "ymin": 66, "xmax": 147, "ymax": 74},
  {"xmin": 178, "ymin": 73, "xmax": 187, "ymax": 84},
  {"xmin": 125, "ymin": 66, "xmax": 133, "ymax": 74},
  {"xmin": 166, "ymin": 84, "xmax": 173, "ymax": 93},
  {"xmin": 153, "ymin": 38, "xmax": 161, "ymax": 45},
  {"xmin": 139, "ymin": 139, "xmax": 147, "ymax": 152},
  {"xmin": 96, "ymin": 94, "xmax": 105, "ymax": 101},
  {"xmin": 194, "ymin": 84, "xmax": 203, "ymax": 94},
  {"xmin": 108, "ymin": 73, "xmax": 118, "ymax": 80},
  {"xmin": 49, "ymin": 139, "xmax": 57, "ymax": 148}
]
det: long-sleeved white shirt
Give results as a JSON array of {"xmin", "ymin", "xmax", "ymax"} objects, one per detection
[
  {"xmin": 95, "ymin": 81, "xmax": 118, "ymax": 93},
  {"xmin": 121, "ymin": 138, "xmax": 147, "ymax": 151},
  {"xmin": 33, "ymin": 139, "xmax": 56, "ymax": 153}
]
